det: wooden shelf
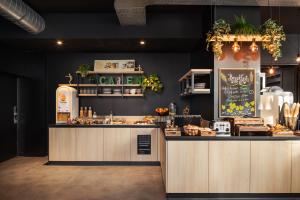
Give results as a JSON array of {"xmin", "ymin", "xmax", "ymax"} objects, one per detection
[
  {"xmin": 78, "ymin": 94, "xmax": 97, "ymax": 97},
  {"xmin": 59, "ymin": 84, "xmax": 141, "ymax": 87},
  {"xmin": 209, "ymin": 34, "xmax": 270, "ymax": 42},
  {"xmin": 123, "ymin": 94, "xmax": 144, "ymax": 97},
  {"xmin": 180, "ymin": 89, "xmax": 211, "ymax": 96},
  {"xmin": 179, "ymin": 69, "xmax": 212, "ymax": 81},
  {"xmin": 98, "ymin": 94, "xmax": 144, "ymax": 97},
  {"xmin": 76, "ymin": 70, "xmax": 144, "ymax": 75}
]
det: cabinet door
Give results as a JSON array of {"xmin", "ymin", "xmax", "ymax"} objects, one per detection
[
  {"xmin": 103, "ymin": 128, "xmax": 131, "ymax": 161},
  {"xmin": 159, "ymin": 130, "xmax": 166, "ymax": 186},
  {"xmin": 167, "ymin": 141, "xmax": 209, "ymax": 193},
  {"xmin": 130, "ymin": 128, "xmax": 158, "ymax": 161},
  {"xmin": 49, "ymin": 128, "xmax": 76, "ymax": 161},
  {"xmin": 76, "ymin": 128, "xmax": 103, "ymax": 161},
  {"xmin": 292, "ymin": 141, "xmax": 300, "ymax": 193},
  {"xmin": 250, "ymin": 141, "xmax": 292, "ymax": 193},
  {"xmin": 209, "ymin": 141, "xmax": 250, "ymax": 193}
]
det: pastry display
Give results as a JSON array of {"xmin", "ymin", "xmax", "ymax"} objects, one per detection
[{"xmin": 269, "ymin": 123, "xmax": 294, "ymax": 136}]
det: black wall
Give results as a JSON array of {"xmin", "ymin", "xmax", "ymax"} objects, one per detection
[{"xmin": 46, "ymin": 53, "xmax": 191, "ymax": 123}]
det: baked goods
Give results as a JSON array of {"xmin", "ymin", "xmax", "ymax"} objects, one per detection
[
  {"xmin": 269, "ymin": 123, "xmax": 294, "ymax": 136},
  {"xmin": 183, "ymin": 124, "xmax": 216, "ymax": 136}
]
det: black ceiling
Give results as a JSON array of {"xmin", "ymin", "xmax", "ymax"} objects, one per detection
[
  {"xmin": 260, "ymin": 7, "xmax": 300, "ymax": 34},
  {"xmin": 24, "ymin": 0, "xmax": 115, "ymax": 13}
]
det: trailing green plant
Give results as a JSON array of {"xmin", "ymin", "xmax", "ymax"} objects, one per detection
[
  {"xmin": 231, "ymin": 15, "xmax": 258, "ymax": 35},
  {"xmin": 77, "ymin": 64, "xmax": 91, "ymax": 77},
  {"xmin": 260, "ymin": 19, "xmax": 286, "ymax": 61},
  {"xmin": 206, "ymin": 19, "xmax": 231, "ymax": 60},
  {"xmin": 142, "ymin": 74, "xmax": 163, "ymax": 93}
]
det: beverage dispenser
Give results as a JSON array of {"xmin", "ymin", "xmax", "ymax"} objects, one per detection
[{"xmin": 56, "ymin": 86, "xmax": 79, "ymax": 123}]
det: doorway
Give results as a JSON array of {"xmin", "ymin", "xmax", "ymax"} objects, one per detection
[{"xmin": 0, "ymin": 73, "xmax": 17, "ymax": 162}]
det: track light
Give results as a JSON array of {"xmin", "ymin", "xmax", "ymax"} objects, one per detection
[
  {"xmin": 250, "ymin": 38, "xmax": 258, "ymax": 52},
  {"xmin": 56, "ymin": 40, "xmax": 63, "ymax": 46},
  {"xmin": 232, "ymin": 38, "xmax": 240, "ymax": 53}
]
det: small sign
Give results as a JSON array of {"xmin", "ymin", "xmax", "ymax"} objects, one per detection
[
  {"xmin": 94, "ymin": 60, "xmax": 135, "ymax": 72},
  {"xmin": 219, "ymin": 68, "xmax": 256, "ymax": 117}
]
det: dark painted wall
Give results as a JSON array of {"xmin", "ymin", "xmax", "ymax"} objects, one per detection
[
  {"xmin": 46, "ymin": 53, "xmax": 191, "ymax": 123},
  {"xmin": 0, "ymin": 50, "xmax": 47, "ymax": 156}
]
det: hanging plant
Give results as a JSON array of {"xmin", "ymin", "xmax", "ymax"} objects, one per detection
[
  {"xmin": 260, "ymin": 19, "xmax": 286, "ymax": 61},
  {"xmin": 77, "ymin": 64, "xmax": 91, "ymax": 77},
  {"xmin": 206, "ymin": 19, "xmax": 231, "ymax": 60},
  {"xmin": 231, "ymin": 15, "xmax": 258, "ymax": 35},
  {"xmin": 142, "ymin": 74, "xmax": 163, "ymax": 93}
]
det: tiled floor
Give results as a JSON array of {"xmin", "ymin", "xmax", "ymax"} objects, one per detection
[{"xmin": 0, "ymin": 157, "xmax": 165, "ymax": 200}]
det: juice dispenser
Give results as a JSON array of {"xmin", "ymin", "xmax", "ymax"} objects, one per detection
[{"xmin": 56, "ymin": 86, "xmax": 79, "ymax": 123}]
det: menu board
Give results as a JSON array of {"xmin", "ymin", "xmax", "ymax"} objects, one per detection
[{"xmin": 219, "ymin": 68, "xmax": 256, "ymax": 117}]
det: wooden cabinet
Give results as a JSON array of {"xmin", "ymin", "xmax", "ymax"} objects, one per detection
[
  {"xmin": 292, "ymin": 141, "xmax": 300, "ymax": 193},
  {"xmin": 103, "ymin": 128, "xmax": 131, "ymax": 161},
  {"xmin": 49, "ymin": 128, "xmax": 77, "ymax": 161},
  {"xmin": 159, "ymin": 130, "xmax": 167, "ymax": 187},
  {"xmin": 250, "ymin": 141, "xmax": 292, "ymax": 193},
  {"xmin": 167, "ymin": 141, "xmax": 209, "ymax": 193},
  {"xmin": 130, "ymin": 128, "xmax": 158, "ymax": 161},
  {"xmin": 49, "ymin": 128, "xmax": 104, "ymax": 161},
  {"xmin": 209, "ymin": 141, "xmax": 250, "ymax": 193},
  {"xmin": 76, "ymin": 128, "xmax": 103, "ymax": 161}
]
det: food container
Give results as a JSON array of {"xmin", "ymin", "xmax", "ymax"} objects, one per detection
[
  {"xmin": 183, "ymin": 125, "xmax": 200, "ymax": 136},
  {"xmin": 130, "ymin": 89, "xmax": 136, "ymax": 94},
  {"xmin": 124, "ymin": 89, "xmax": 130, "ymax": 94}
]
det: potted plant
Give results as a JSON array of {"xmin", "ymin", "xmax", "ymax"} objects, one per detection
[
  {"xmin": 142, "ymin": 74, "xmax": 163, "ymax": 93},
  {"xmin": 206, "ymin": 19, "xmax": 231, "ymax": 60},
  {"xmin": 231, "ymin": 15, "xmax": 258, "ymax": 35},
  {"xmin": 77, "ymin": 64, "xmax": 91, "ymax": 78},
  {"xmin": 260, "ymin": 19, "xmax": 286, "ymax": 61}
]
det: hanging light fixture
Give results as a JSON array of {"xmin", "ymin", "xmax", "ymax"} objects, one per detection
[
  {"xmin": 268, "ymin": 66, "xmax": 275, "ymax": 75},
  {"xmin": 249, "ymin": 38, "xmax": 258, "ymax": 52},
  {"xmin": 232, "ymin": 38, "xmax": 240, "ymax": 53}
]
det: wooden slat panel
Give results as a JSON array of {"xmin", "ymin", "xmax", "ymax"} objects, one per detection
[
  {"xmin": 292, "ymin": 141, "xmax": 300, "ymax": 193},
  {"xmin": 167, "ymin": 141, "xmax": 208, "ymax": 193},
  {"xmin": 209, "ymin": 141, "xmax": 250, "ymax": 193},
  {"xmin": 49, "ymin": 128, "xmax": 76, "ymax": 161},
  {"xmin": 103, "ymin": 128, "xmax": 131, "ymax": 161},
  {"xmin": 250, "ymin": 141, "xmax": 292, "ymax": 193},
  {"xmin": 76, "ymin": 128, "xmax": 103, "ymax": 161}
]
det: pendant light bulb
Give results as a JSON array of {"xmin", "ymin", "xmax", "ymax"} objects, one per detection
[
  {"xmin": 269, "ymin": 66, "xmax": 275, "ymax": 75},
  {"xmin": 232, "ymin": 38, "xmax": 240, "ymax": 53},
  {"xmin": 250, "ymin": 38, "xmax": 258, "ymax": 52},
  {"xmin": 296, "ymin": 53, "xmax": 300, "ymax": 63}
]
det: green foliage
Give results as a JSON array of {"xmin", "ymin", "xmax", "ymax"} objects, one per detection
[
  {"xmin": 260, "ymin": 19, "xmax": 286, "ymax": 61},
  {"xmin": 77, "ymin": 64, "xmax": 91, "ymax": 77},
  {"xmin": 142, "ymin": 74, "xmax": 163, "ymax": 93},
  {"xmin": 231, "ymin": 15, "xmax": 258, "ymax": 35},
  {"xmin": 206, "ymin": 19, "xmax": 231, "ymax": 59}
]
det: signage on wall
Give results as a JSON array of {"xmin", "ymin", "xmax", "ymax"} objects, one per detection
[
  {"xmin": 219, "ymin": 68, "xmax": 256, "ymax": 117},
  {"xmin": 94, "ymin": 60, "xmax": 136, "ymax": 72}
]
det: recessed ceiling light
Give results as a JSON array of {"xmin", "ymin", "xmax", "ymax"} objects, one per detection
[
  {"xmin": 56, "ymin": 40, "xmax": 63, "ymax": 46},
  {"xmin": 139, "ymin": 40, "xmax": 145, "ymax": 45}
]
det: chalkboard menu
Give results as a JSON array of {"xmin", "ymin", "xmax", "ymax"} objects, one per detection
[{"xmin": 219, "ymin": 68, "xmax": 256, "ymax": 117}]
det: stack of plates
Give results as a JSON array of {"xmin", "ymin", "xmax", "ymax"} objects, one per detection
[
  {"xmin": 102, "ymin": 88, "xmax": 112, "ymax": 94},
  {"xmin": 113, "ymin": 88, "xmax": 122, "ymax": 94},
  {"xmin": 194, "ymin": 83, "xmax": 206, "ymax": 89}
]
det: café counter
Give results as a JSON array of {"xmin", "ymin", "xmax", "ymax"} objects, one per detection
[{"xmin": 159, "ymin": 129, "xmax": 300, "ymax": 195}]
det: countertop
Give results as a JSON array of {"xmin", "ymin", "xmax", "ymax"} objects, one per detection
[{"xmin": 49, "ymin": 124, "xmax": 160, "ymax": 128}]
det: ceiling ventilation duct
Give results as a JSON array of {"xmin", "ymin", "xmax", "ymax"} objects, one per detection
[{"xmin": 0, "ymin": 0, "xmax": 45, "ymax": 34}]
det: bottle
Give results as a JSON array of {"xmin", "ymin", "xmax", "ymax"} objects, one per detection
[
  {"xmin": 79, "ymin": 107, "xmax": 83, "ymax": 118},
  {"xmin": 88, "ymin": 107, "xmax": 93, "ymax": 118},
  {"xmin": 110, "ymin": 110, "xmax": 113, "ymax": 124},
  {"xmin": 93, "ymin": 112, "xmax": 97, "ymax": 119},
  {"xmin": 84, "ymin": 107, "xmax": 88, "ymax": 118}
]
